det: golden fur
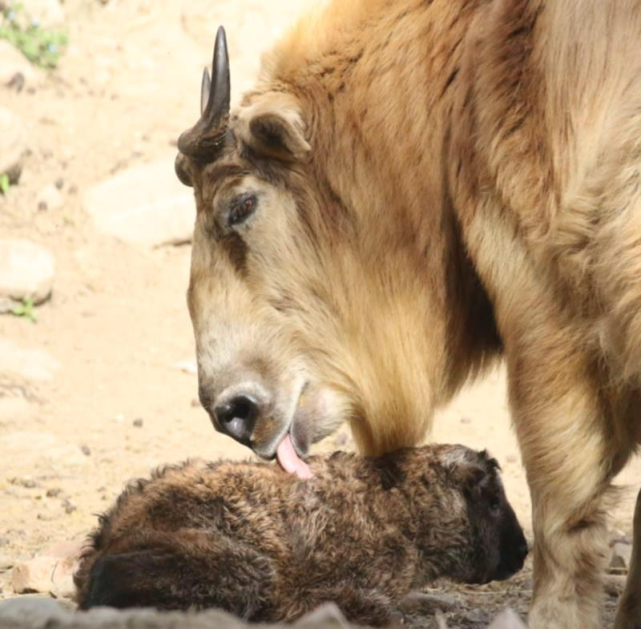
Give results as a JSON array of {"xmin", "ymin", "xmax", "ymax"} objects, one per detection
[{"xmin": 181, "ymin": 1, "xmax": 641, "ymax": 627}]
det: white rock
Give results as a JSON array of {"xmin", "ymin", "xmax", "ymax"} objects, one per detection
[
  {"xmin": 19, "ymin": 0, "xmax": 65, "ymax": 28},
  {"xmin": 12, "ymin": 553, "xmax": 76, "ymax": 598},
  {"xmin": 0, "ymin": 41, "xmax": 39, "ymax": 87},
  {"xmin": 0, "ymin": 339, "xmax": 59, "ymax": 381},
  {"xmin": 0, "ymin": 240, "xmax": 55, "ymax": 311},
  {"xmin": 0, "ymin": 107, "xmax": 27, "ymax": 183},
  {"xmin": 37, "ymin": 184, "xmax": 63, "ymax": 212},
  {"xmin": 610, "ymin": 541, "xmax": 633, "ymax": 572},
  {"xmin": 487, "ymin": 608, "xmax": 528, "ymax": 629},
  {"xmin": 175, "ymin": 359, "xmax": 197, "ymax": 375},
  {"xmin": 84, "ymin": 158, "xmax": 196, "ymax": 248},
  {"xmin": 0, "ymin": 396, "xmax": 32, "ymax": 424}
]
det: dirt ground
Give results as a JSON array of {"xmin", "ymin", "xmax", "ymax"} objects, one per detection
[{"xmin": 0, "ymin": 0, "xmax": 639, "ymax": 626}]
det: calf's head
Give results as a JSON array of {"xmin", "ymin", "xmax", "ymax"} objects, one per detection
[
  {"xmin": 176, "ymin": 29, "xmax": 442, "ymax": 463},
  {"xmin": 406, "ymin": 445, "xmax": 529, "ymax": 584}
]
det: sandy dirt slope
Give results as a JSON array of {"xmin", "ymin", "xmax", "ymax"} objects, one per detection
[{"xmin": 0, "ymin": 0, "xmax": 639, "ymax": 624}]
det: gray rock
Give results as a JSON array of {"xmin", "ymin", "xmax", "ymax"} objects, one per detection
[
  {"xmin": 0, "ymin": 240, "xmax": 55, "ymax": 311},
  {"xmin": 84, "ymin": 158, "xmax": 196, "ymax": 248},
  {"xmin": 0, "ymin": 339, "xmax": 59, "ymax": 381},
  {"xmin": 19, "ymin": 0, "xmax": 65, "ymax": 28},
  {"xmin": 0, "ymin": 41, "xmax": 40, "ymax": 87},
  {"xmin": 0, "ymin": 107, "xmax": 27, "ymax": 184}
]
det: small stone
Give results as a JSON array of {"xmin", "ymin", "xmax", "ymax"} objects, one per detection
[
  {"xmin": 0, "ymin": 107, "xmax": 27, "ymax": 184},
  {"xmin": 0, "ymin": 240, "xmax": 56, "ymax": 312},
  {"xmin": 0, "ymin": 41, "xmax": 39, "ymax": 87},
  {"xmin": 0, "ymin": 339, "xmax": 60, "ymax": 381},
  {"xmin": 80, "ymin": 444, "xmax": 91, "ymax": 456},
  {"xmin": 62, "ymin": 499, "xmax": 76, "ymax": 514},
  {"xmin": 609, "ymin": 542, "xmax": 633, "ymax": 572},
  {"xmin": 132, "ymin": 418, "xmax": 143, "ymax": 428},
  {"xmin": 45, "ymin": 488, "xmax": 61, "ymax": 498},
  {"xmin": 465, "ymin": 609, "xmax": 486, "ymax": 624},
  {"xmin": 12, "ymin": 553, "xmax": 76, "ymax": 598},
  {"xmin": 9, "ymin": 477, "xmax": 37, "ymax": 489},
  {"xmin": 175, "ymin": 360, "xmax": 197, "ymax": 374},
  {"xmin": 36, "ymin": 184, "xmax": 63, "ymax": 212},
  {"xmin": 19, "ymin": 0, "xmax": 66, "ymax": 28},
  {"xmin": 487, "ymin": 608, "xmax": 528, "ymax": 629},
  {"xmin": 191, "ymin": 398, "xmax": 200, "ymax": 408},
  {"xmin": 54, "ymin": 178, "xmax": 64, "ymax": 190},
  {"xmin": 84, "ymin": 157, "xmax": 196, "ymax": 247}
]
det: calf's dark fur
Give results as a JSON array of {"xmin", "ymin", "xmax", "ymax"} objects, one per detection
[{"xmin": 74, "ymin": 444, "xmax": 527, "ymax": 625}]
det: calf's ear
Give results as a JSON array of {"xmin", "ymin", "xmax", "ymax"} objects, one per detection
[{"xmin": 237, "ymin": 94, "xmax": 311, "ymax": 161}]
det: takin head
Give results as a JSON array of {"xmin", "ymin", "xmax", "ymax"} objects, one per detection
[{"xmin": 174, "ymin": 27, "xmax": 497, "ymax": 469}]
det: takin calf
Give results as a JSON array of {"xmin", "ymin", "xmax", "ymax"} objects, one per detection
[{"xmin": 74, "ymin": 444, "xmax": 527, "ymax": 625}]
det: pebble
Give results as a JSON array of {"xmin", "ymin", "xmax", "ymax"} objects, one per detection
[
  {"xmin": 80, "ymin": 444, "xmax": 91, "ymax": 456},
  {"xmin": 175, "ymin": 360, "xmax": 197, "ymax": 375},
  {"xmin": 0, "ymin": 339, "xmax": 60, "ymax": 381},
  {"xmin": 84, "ymin": 158, "xmax": 196, "ymax": 248},
  {"xmin": 36, "ymin": 184, "xmax": 63, "ymax": 212},
  {"xmin": 0, "ymin": 107, "xmax": 27, "ymax": 184},
  {"xmin": 609, "ymin": 541, "xmax": 633, "ymax": 572},
  {"xmin": 19, "ymin": 0, "xmax": 66, "ymax": 28},
  {"xmin": 45, "ymin": 488, "xmax": 61, "ymax": 498},
  {"xmin": 62, "ymin": 499, "xmax": 76, "ymax": 515},
  {"xmin": 0, "ymin": 240, "xmax": 56, "ymax": 312},
  {"xmin": 9, "ymin": 477, "xmax": 37, "ymax": 489},
  {"xmin": 132, "ymin": 418, "xmax": 143, "ymax": 428},
  {"xmin": 12, "ymin": 554, "xmax": 76, "ymax": 598},
  {"xmin": 0, "ymin": 41, "xmax": 40, "ymax": 87},
  {"xmin": 487, "ymin": 608, "xmax": 528, "ymax": 629}
]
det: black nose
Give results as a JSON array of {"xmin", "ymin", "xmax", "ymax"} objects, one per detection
[
  {"xmin": 517, "ymin": 538, "xmax": 529, "ymax": 565},
  {"xmin": 214, "ymin": 395, "xmax": 259, "ymax": 444}
]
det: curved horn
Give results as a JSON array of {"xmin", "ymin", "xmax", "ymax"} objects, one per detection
[{"xmin": 178, "ymin": 26, "xmax": 230, "ymax": 160}]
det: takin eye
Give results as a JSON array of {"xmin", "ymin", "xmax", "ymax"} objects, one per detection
[{"xmin": 229, "ymin": 193, "xmax": 258, "ymax": 227}]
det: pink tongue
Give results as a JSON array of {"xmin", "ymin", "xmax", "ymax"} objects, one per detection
[{"xmin": 276, "ymin": 434, "xmax": 313, "ymax": 480}]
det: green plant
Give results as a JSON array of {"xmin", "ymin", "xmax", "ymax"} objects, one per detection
[
  {"xmin": 0, "ymin": 174, "xmax": 9, "ymax": 194},
  {"xmin": 11, "ymin": 297, "xmax": 38, "ymax": 323},
  {"xmin": 0, "ymin": 3, "xmax": 68, "ymax": 69}
]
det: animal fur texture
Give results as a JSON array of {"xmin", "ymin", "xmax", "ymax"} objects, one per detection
[
  {"xmin": 74, "ymin": 445, "xmax": 527, "ymax": 625},
  {"xmin": 175, "ymin": 1, "xmax": 641, "ymax": 627}
]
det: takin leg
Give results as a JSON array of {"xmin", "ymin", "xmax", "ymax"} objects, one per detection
[
  {"xmin": 614, "ymin": 489, "xmax": 641, "ymax": 629},
  {"xmin": 504, "ymin": 329, "xmax": 626, "ymax": 629},
  {"xmin": 76, "ymin": 530, "xmax": 274, "ymax": 620}
]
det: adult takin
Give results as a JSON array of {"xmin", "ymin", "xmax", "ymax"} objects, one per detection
[
  {"xmin": 74, "ymin": 444, "xmax": 527, "ymax": 625},
  {"xmin": 174, "ymin": 1, "xmax": 641, "ymax": 628}
]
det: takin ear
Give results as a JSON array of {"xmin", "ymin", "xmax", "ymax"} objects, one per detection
[{"xmin": 236, "ymin": 95, "xmax": 311, "ymax": 162}]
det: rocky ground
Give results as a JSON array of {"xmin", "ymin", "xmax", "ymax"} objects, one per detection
[{"xmin": 0, "ymin": 0, "xmax": 639, "ymax": 628}]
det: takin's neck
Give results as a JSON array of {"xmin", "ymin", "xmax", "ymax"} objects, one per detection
[{"xmin": 263, "ymin": 0, "xmax": 502, "ymax": 454}]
